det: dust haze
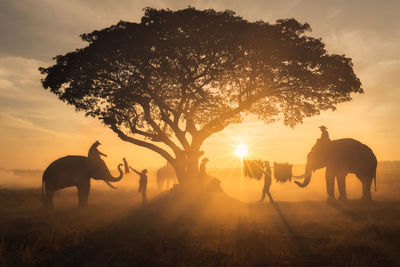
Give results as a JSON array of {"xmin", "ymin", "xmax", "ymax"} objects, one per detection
[
  {"xmin": 2, "ymin": 162, "xmax": 399, "ymax": 202},
  {"xmin": 1, "ymin": 162, "xmax": 400, "ymax": 266}
]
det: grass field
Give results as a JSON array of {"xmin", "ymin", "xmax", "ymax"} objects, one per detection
[{"xmin": 0, "ymin": 162, "xmax": 399, "ymax": 266}]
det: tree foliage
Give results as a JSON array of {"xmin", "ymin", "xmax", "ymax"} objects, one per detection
[{"xmin": 40, "ymin": 7, "xmax": 362, "ymax": 183}]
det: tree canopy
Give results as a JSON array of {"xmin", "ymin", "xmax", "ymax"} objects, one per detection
[{"xmin": 40, "ymin": 7, "xmax": 362, "ymax": 184}]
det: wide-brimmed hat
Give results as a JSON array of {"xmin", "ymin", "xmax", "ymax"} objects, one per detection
[
  {"xmin": 202, "ymin": 157, "xmax": 209, "ymax": 162},
  {"xmin": 319, "ymin": 126, "xmax": 328, "ymax": 130}
]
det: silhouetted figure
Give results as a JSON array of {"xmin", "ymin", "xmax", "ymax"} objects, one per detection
[
  {"xmin": 88, "ymin": 140, "xmax": 107, "ymax": 160},
  {"xmin": 260, "ymin": 161, "xmax": 273, "ymax": 202},
  {"xmin": 156, "ymin": 162, "xmax": 176, "ymax": 191},
  {"xmin": 130, "ymin": 167, "xmax": 148, "ymax": 204},
  {"xmin": 294, "ymin": 132, "xmax": 377, "ymax": 201},
  {"xmin": 123, "ymin": 158, "xmax": 130, "ymax": 174},
  {"xmin": 42, "ymin": 156, "xmax": 124, "ymax": 209},
  {"xmin": 41, "ymin": 8, "xmax": 363, "ymax": 192},
  {"xmin": 319, "ymin": 126, "xmax": 330, "ymax": 143},
  {"xmin": 199, "ymin": 157, "xmax": 209, "ymax": 180}
]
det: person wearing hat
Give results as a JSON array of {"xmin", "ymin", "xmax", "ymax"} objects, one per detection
[
  {"xmin": 130, "ymin": 167, "xmax": 148, "ymax": 204},
  {"xmin": 199, "ymin": 157, "xmax": 209, "ymax": 181},
  {"xmin": 88, "ymin": 140, "xmax": 107, "ymax": 160},
  {"xmin": 319, "ymin": 126, "xmax": 330, "ymax": 143}
]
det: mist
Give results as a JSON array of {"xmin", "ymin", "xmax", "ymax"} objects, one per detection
[{"xmin": 2, "ymin": 162, "xmax": 399, "ymax": 202}]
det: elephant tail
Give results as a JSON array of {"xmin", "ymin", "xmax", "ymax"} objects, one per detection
[{"xmin": 373, "ymin": 172, "xmax": 377, "ymax": 192}]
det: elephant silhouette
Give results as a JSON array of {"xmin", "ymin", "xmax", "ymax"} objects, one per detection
[
  {"xmin": 294, "ymin": 138, "xmax": 377, "ymax": 201},
  {"xmin": 42, "ymin": 156, "xmax": 124, "ymax": 209},
  {"xmin": 156, "ymin": 162, "xmax": 176, "ymax": 191}
]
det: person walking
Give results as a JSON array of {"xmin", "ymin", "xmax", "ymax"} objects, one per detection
[{"xmin": 260, "ymin": 161, "xmax": 273, "ymax": 202}]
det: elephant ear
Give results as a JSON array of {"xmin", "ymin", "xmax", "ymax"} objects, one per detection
[
  {"xmin": 89, "ymin": 158, "xmax": 109, "ymax": 180},
  {"xmin": 311, "ymin": 138, "xmax": 329, "ymax": 155}
]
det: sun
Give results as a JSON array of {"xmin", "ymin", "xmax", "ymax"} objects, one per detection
[{"xmin": 234, "ymin": 144, "xmax": 249, "ymax": 158}]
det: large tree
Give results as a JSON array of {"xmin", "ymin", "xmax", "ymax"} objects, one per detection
[{"xmin": 40, "ymin": 7, "xmax": 362, "ymax": 186}]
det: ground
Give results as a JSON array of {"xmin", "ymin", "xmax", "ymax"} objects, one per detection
[
  {"xmin": 0, "ymin": 162, "xmax": 399, "ymax": 266},
  {"xmin": 0, "ymin": 188, "xmax": 400, "ymax": 266}
]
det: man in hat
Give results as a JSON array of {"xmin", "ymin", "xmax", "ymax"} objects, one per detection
[
  {"xmin": 319, "ymin": 126, "xmax": 330, "ymax": 143},
  {"xmin": 88, "ymin": 140, "xmax": 107, "ymax": 161},
  {"xmin": 199, "ymin": 157, "xmax": 209, "ymax": 181},
  {"xmin": 130, "ymin": 167, "xmax": 148, "ymax": 204}
]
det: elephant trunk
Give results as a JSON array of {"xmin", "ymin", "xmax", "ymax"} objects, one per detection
[
  {"xmin": 105, "ymin": 164, "xmax": 124, "ymax": 182},
  {"xmin": 294, "ymin": 173, "xmax": 312, "ymax": 188},
  {"xmin": 294, "ymin": 164, "xmax": 313, "ymax": 188}
]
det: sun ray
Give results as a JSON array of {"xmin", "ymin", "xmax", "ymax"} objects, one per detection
[{"xmin": 234, "ymin": 144, "xmax": 249, "ymax": 159}]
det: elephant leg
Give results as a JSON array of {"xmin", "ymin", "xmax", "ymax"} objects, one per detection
[
  {"xmin": 162, "ymin": 177, "xmax": 166, "ymax": 190},
  {"xmin": 325, "ymin": 168, "xmax": 335, "ymax": 201},
  {"xmin": 337, "ymin": 173, "xmax": 347, "ymax": 201},
  {"xmin": 361, "ymin": 178, "xmax": 372, "ymax": 201},
  {"xmin": 44, "ymin": 189, "xmax": 54, "ymax": 210},
  {"xmin": 157, "ymin": 177, "xmax": 161, "ymax": 191},
  {"xmin": 77, "ymin": 182, "xmax": 90, "ymax": 207}
]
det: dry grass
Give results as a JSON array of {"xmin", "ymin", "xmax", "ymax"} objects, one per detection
[{"xmin": 0, "ymin": 162, "xmax": 399, "ymax": 266}]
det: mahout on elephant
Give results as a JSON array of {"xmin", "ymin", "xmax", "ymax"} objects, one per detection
[
  {"xmin": 42, "ymin": 155, "xmax": 124, "ymax": 209},
  {"xmin": 294, "ymin": 131, "xmax": 377, "ymax": 201}
]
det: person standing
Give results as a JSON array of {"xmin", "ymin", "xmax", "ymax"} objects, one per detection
[
  {"xmin": 130, "ymin": 167, "xmax": 148, "ymax": 204},
  {"xmin": 199, "ymin": 157, "xmax": 209, "ymax": 181},
  {"xmin": 260, "ymin": 161, "xmax": 273, "ymax": 202}
]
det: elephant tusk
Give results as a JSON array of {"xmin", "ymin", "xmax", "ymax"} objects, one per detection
[{"xmin": 103, "ymin": 179, "xmax": 117, "ymax": 189}]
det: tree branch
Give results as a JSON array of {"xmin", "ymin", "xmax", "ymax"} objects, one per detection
[
  {"xmin": 110, "ymin": 123, "xmax": 175, "ymax": 163},
  {"xmin": 197, "ymin": 90, "xmax": 273, "ymax": 141},
  {"xmin": 141, "ymin": 101, "xmax": 184, "ymax": 153},
  {"xmin": 147, "ymin": 90, "xmax": 191, "ymax": 150}
]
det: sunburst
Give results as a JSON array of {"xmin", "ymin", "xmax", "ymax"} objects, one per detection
[{"xmin": 234, "ymin": 144, "xmax": 249, "ymax": 159}]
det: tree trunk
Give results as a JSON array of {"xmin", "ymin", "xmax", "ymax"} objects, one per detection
[
  {"xmin": 174, "ymin": 159, "xmax": 187, "ymax": 185},
  {"xmin": 171, "ymin": 149, "xmax": 223, "ymax": 194},
  {"xmin": 186, "ymin": 150, "xmax": 200, "ymax": 180},
  {"xmin": 173, "ymin": 150, "xmax": 201, "ymax": 188}
]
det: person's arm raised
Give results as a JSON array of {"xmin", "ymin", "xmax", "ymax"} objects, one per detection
[{"xmin": 129, "ymin": 167, "xmax": 141, "ymax": 175}]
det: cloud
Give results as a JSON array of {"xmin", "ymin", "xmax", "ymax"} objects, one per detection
[
  {"xmin": 0, "ymin": 0, "xmax": 400, "ymax": 169},
  {"xmin": 361, "ymin": 60, "xmax": 400, "ymax": 90},
  {"xmin": 323, "ymin": 30, "xmax": 400, "ymax": 70},
  {"xmin": 0, "ymin": 0, "xmax": 151, "ymax": 60},
  {"xmin": 0, "ymin": 56, "xmax": 87, "ymax": 144},
  {"xmin": 0, "ymin": 112, "xmax": 70, "ymax": 138},
  {"xmin": 0, "ymin": 56, "xmax": 50, "ymax": 100}
]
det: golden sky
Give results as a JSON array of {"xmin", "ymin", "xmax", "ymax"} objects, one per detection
[{"xmin": 0, "ymin": 0, "xmax": 399, "ymax": 170}]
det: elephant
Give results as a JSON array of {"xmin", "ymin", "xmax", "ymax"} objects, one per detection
[
  {"xmin": 294, "ymin": 138, "xmax": 377, "ymax": 201},
  {"xmin": 156, "ymin": 162, "xmax": 177, "ymax": 191},
  {"xmin": 42, "ymin": 155, "xmax": 124, "ymax": 208}
]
